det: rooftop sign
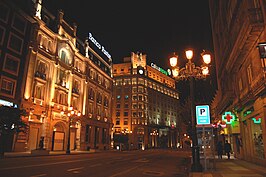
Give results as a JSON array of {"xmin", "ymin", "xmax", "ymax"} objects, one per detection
[
  {"xmin": 151, "ymin": 63, "xmax": 168, "ymax": 76},
  {"xmin": 88, "ymin": 33, "xmax": 112, "ymax": 60}
]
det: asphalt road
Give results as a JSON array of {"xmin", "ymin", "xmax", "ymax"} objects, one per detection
[{"xmin": 0, "ymin": 149, "xmax": 191, "ymax": 177}]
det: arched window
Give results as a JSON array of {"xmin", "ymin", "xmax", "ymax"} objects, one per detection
[{"xmin": 59, "ymin": 49, "xmax": 69, "ymax": 64}]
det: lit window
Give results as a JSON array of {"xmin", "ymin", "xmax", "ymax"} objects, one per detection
[
  {"xmin": 3, "ymin": 54, "xmax": 20, "ymax": 76},
  {"xmin": 0, "ymin": 76, "xmax": 16, "ymax": 98}
]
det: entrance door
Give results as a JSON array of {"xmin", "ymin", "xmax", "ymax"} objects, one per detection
[
  {"xmin": 53, "ymin": 132, "xmax": 64, "ymax": 151},
  {"xmin": 29, "ymin": 128, "xmax": 39, "ymax": 150}
]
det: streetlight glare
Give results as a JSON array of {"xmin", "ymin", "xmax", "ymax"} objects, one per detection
[
  {"xmin": 169, "ymin": 54, "xmax": 178, "ymax": 67},
  {"xmin": 201, "ymin": 51, "xmax": 211, "ymax": 64},
  {"xmin": 202, "ymin": 66, "xmax": 209, "ymax": 75},
  {"xmin": 168, "ymin": 48, "xmax": 212, "ymax": 172},
  {"xmin": 172, "ymin": 68, "xmax": 179, "ymax": 77},
  {"xmin": 185, "ymin": 50, "xmax": 193, "ymax": 60}
]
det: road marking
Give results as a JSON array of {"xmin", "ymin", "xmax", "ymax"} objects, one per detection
[
  {"xmin": 67, "ymin": 167, "xmax": 84, "ymax": 171},
  {"xmin": 30, "ymin": 174, "xmax": 47, "ymax": 177},
  {"xmin": 89, "ymin": 163, "xmax": 102, "ymax": 167},
  {"xmin": 133, "ymin": 158, "xmax": 149, "ymax": 162},
  {"xmin": 0, "ymin": 158, "xmax": 97, "ymax": 171},
  {"xmin": 109, "ymin": 165, "xmax": 140, "ymax": 177}
]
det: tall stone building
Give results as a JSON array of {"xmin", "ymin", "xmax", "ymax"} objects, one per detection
[
  {"xmin": 1, "ymin": 0, "xmax": 113, "ymax": 152},
  {"xmin": 0, "ymin": 0, "xmax": 37, "ymax": 152},
  {"xmin": 209, "ymin": 0, "xmax": 266, "ymax": 165},
  {"xmin": 112, "ymin": 52, "xmax": 181, "ymax": 150}
]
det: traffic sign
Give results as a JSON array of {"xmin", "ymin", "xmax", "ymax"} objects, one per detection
[{"xmin": 196, "ymin": 105, "xmax": 210, "ymax": 125}]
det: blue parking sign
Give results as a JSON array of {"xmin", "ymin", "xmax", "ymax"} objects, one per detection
[{"xmin": 196, "ymin": 105, "xmax": 210, "ymax": 125}]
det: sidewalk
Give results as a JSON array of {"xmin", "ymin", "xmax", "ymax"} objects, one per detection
[
  {"xmin": 3, "ymin": 149, "xmax": 96, "ymax": 158},
  {"xmin": 189, "ymin": 155, "xmax": 266, "ymax": 177}
]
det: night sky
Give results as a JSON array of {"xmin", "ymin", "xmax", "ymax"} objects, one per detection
[{"xmin": 42, "ymin": 0, "xmax": 216, "ymax": 102}]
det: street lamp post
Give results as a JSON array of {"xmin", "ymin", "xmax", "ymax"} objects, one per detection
[
  {"xmin": 61, "ymin": 107, "xmax": 81, "ymax": 154},
  {"xmin": 169, "ymin": 49, "xmax": 211, "ymax": 172}
]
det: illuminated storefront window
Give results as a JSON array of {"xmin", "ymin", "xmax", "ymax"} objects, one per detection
[{"xmin": 252, "ymin": 116, "xmax": 264, "ymax": 159}]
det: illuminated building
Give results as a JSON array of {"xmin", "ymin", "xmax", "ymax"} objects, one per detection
[
  {"xmin": 112, "ymin": 52, "xmax": 181, "ymax": 150},
  {"xmin": 1, "ymin": 0, "xmax": 113, "ymax": 152},
  {"xmin": 209, "ymin": 1, "xmax": 266, "ymax": 165}
]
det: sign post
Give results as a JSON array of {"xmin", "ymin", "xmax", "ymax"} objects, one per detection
[{"xmin": 195, "ymin": 105, "xmax": 212, "ymax": 171}]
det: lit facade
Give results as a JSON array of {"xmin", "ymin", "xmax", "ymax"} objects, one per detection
[
  {"xmin": 209, "ymin": 0, "xmax": 266, "ymax": 165},
  {"xmin": 112, "ymin": 52, "xmax": 181, "ymax": 150},
  {"xmin": 1, "ymin": 0, "xmax": 113, "ymax": 152}
]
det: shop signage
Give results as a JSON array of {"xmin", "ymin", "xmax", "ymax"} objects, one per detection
[
  {"xmin": 196, "ymin": 105, "xmax": 210, "ymax": 125},
  {"xmin": 151, "ymin": 63, "xmax": 168, "ymax": 76},
  {"xmin": 0, "ymin": 99, "xmax": 17, "ymax": 107},
  {"xmin": 88, "ymin": 33, "xmax": 112, "ymax": 59},
  {"xmin": 222, "ymin": 111, "xmax": 235, "ymax": 124},
  {"xmin": 252, "ymin": 116, "xmax": 261, "ymax": 124}
]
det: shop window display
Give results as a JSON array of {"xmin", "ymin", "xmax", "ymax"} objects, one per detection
[{"xmin": 252, "ymin": 120, "xmax": 264, "ymax": 159}]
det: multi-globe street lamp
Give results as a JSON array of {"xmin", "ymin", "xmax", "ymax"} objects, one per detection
[
  {"xmin": 61, "ymin": 106, "xmax": 81, "ymax": 154},
  {"xmin": 169, "ymin": 49, "xmax": 211, "ymax": 172}
]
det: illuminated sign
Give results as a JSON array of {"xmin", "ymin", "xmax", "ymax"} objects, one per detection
[
  {"xmin": 252, "ymin": 116, "xmax": 261, "ymax": 124},
  {"xmin": 0, "ymin": 99, "xmax": 17, "ymax": 107},
  {"xmin": 151, "ymin": 63, "xmax": 168, "ymax": 76},
  {"xmin": 196, "ymin": 105, "xmax": 210, "ymax": 125},
  {"xmin": 88, "ymin": 33, "xmax": 112, "ymax": 59},
  {"xmin": 222, "ymin": 111, "xmax": 235, "ymax": 124}
]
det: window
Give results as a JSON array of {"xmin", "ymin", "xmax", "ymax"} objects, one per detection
[
  {"xmin": 125, "ymin": 95, "xmax": 129, "ymax": 100},
  {"xmin": 116, "ymin": 111, "xmax": 120, "ymax": 116},
  {"xmin": 102, "ymin": 128, "xmax": 107, "ymax": 144},
  {"xmin": 124, "ymin": 112, "xmax": 128, "ymax": 116},
  {"xmin": 34, "ymin": 84, "xmax": 44, "ymax": 100},
  {"xmin": 72, "ymin": 79, "xmax": 80, "ymax": 94},
  {"xmin": 96, "ymin": 93, "xmax": 102, "ymax": 103},
  {"xmin": 0, "ymin": 26, "xmax": 5, "ymax": 45},
  {"xmin": 116, "ymin": 103, "xmax": 120, "ymax": 108},
  {"xmin": 35, "ymin": 60, "xmax": 47, "ymax": 80},
  {"xmin": 0, "ymin": 3, "xmax": 9, "ymax": 23},
  {"xmin": 8, "ymin": 33, "xmax": 23, "ymax": 54},
  {"xmin": 85, "ymin": 125, "xmax": 91, "ymax": 142},
  {"xmin": 116, "ymin": 95, "xmax": 121, "ymax": 100},
  {"xmin": 3, "ymin": 54, "xmax": 20, "ymax": 76},
  {"xmin": 56, "ymin": 68, "xmax": 67, "ymax": 87},
  {"xmin": 60, "ymin": 49, "xmax": 69, "ymax": 64},
  {"xmin": 12, "ymin": 14, "xmax": 27, "ymax": 34},
  {"xmin": 88, "ymin": 103, "xmax": 93, "ymax": 114},
  {"xmin": 0, "ymin": 76, "xmax": 16, "ymax": 98},
  {"xmin": 97, "ymin": 106, "xmax": 101, "ymax": 116},
  {"xmin": 116, "ymin": 118, "xmax": 120, "ymax": 125},
  {"xmin": 95, "ymin": 127, "xmax": 99, "ymax": 144},
  {"xmin": 89, "ymin": 88, "xmax": 94, "ymax": 100},
  {"xmin": 124, "ymin": 119, "xmax": 128, "ymax": 125},
  {"xmin": 104, "ymin": 97, "xmax": 108, "ymax": 107},
  {"xmin": 124, "ymin": 103, "xmax": 129, "ymax": 109}
]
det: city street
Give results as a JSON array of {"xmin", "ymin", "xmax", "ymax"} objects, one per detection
[{"xmin": 0, "ymin": 149, "xmax": 191, "ymax": 177}]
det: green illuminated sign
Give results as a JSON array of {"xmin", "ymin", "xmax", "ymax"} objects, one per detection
[
  {"xmin": 222, "ymin": 111, "xmax": 235, "ymax": 124},
  {"xmin": 151, "ymin": 63, "xmax": 168, "ymax": 76},
  {"xmin": 252, "ymin": 117, "xmax": 261, "ymax": 124}
]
